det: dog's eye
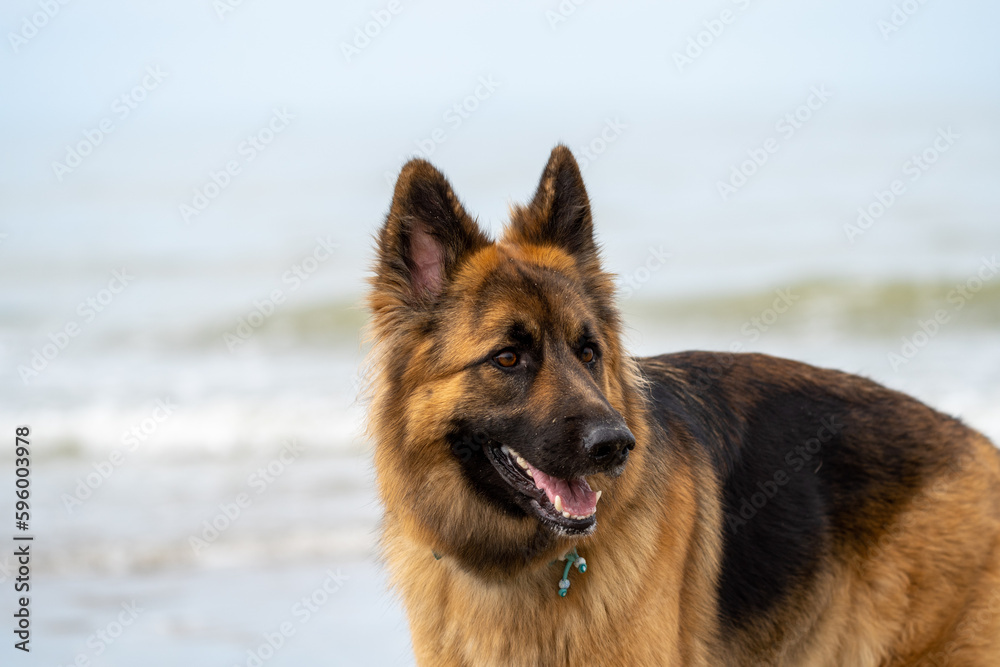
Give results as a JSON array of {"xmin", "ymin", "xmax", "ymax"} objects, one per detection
[
  {"xmin": 580, "ymin": 346, "xmax": 596, "ymax": 364},
  {"xmin": 494, "ymin": 350, "xmax": 519, "ymax": 368}
]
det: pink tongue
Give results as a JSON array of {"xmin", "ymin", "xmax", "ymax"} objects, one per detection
[{"xmin": 524, "ymin": 462, "xmax": 597, "ymax": 516}]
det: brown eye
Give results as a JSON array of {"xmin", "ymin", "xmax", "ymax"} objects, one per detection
[
  {"xmin": 494, "ymin": 350, "xmax": 518, "ymax": 368},
  {"xmin": 580, "ymin": 346, "xmax": 595, "ymax": 364}
]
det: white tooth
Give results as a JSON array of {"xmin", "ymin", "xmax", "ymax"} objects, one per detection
[
  {"xmin": 501, "ymin": 446, "xmax": 510, "ymax": 455},
  {"xmin": 526, "ymin": 469, "xmax": 533, "ymax": 478},
  {"xmin": 516, "ymin": 456, "xmax": 528, "ymax": 469},
  {"xmin": 562, "ymin": 511, "xmax": 571, "ymax": 518},
  {"xmin": 596, "ymin": 490, "xmax": 602, "ymax": 503},
  {"xmin": 554, "ymin": 495, "xmax": 563, "ymax": 513}
]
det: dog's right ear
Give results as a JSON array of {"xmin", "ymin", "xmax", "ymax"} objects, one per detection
[
  {"xmin": 506, "ymin": 145, "xmax": 599, "ymax": 269},
  {"xmin": 371, "ymin": 159, "xmax": 489, "ymax": 311}
]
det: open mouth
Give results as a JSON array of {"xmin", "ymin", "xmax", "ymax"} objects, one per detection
[{"xmin": 486, "ymin": 444, "xmax": 601, "ymax": 534}]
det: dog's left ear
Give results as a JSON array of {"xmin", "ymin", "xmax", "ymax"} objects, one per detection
[
  {"xmin": 372, "ymin": 159, "xmax": 489, "ymax": 311},
  {"xmin": 507, "ymin": 145, "xmax": 598, "ymax": 265}
]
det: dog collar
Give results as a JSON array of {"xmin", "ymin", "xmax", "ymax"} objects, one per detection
[{"xmin": 556, "ymin": 548, "xmax": 587, "ymax": 597}]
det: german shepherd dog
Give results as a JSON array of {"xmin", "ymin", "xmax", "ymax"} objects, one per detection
[{"xmin": 365, "ymin": 146, "xmax": 1000, "ymax": 666}]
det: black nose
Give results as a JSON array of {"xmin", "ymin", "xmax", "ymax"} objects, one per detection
[{"xmin": 583, "ymin": 422, "xmax": 636, "ymax": 467}]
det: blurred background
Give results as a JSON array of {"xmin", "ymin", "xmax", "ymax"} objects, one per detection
[{"xmin": 1, "ymin": 0, "xmax": 998, "ymax": 664}]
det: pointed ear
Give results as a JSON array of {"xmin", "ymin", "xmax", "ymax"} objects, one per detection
[
  {"xmin": 372, "ymin": 159, "xmax": 489, "ymax": 309},
  {"xmin": 507, "ymin": 145, "xmax": 597, "ymax": 262}
]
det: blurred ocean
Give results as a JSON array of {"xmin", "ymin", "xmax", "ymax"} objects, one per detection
[{"xmin": 1, "ymin": 0, "xmax": 999, "ymax": 664}]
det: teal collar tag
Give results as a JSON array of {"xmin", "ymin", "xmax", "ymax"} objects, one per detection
[
  {"xmin": 430, "ymin": 547, "xmax": 587, "ymax": 597},
  {"xmin": 557, "ymin": 548, "xmax": 587, "ymax": 597}
]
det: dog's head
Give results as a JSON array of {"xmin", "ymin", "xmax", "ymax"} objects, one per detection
[{"xmin": 367, "ymin": 146, "xmax": 644, "ymax": 574}]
